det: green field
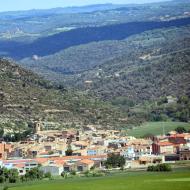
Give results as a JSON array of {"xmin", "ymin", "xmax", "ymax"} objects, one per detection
[
  {"xmin": 127, "ymin": 122, "xmax": 190, "ymax": 138},
  {"xmin": 9, "ymin": 171, "xmax": 190, "ymax": 190}
]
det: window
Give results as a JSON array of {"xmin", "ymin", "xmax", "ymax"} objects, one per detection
[
  {"xmin": 77, "ymin": 166, "xmax": 83, "ymax": 172},
  {"xmin": 64, "ymin": 167, "xmax": 70, "ymax": 172}
]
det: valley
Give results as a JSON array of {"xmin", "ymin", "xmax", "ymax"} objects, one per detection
[
  {"xmin": 0, "ymin": 1, "xmax": 190, "ymax": 189},
  {"xmin": 0, "ymin": 0, "xmax": 190, "ymax": 131}
]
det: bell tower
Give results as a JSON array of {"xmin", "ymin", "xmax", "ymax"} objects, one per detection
[{"xmin": 35, "ymin": 120, "xmax": 43, "ymax": 134}]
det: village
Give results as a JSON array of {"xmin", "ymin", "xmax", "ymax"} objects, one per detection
[{"xmin": 0, "ymin": 121, "xmax": 190, "ymax": 177}]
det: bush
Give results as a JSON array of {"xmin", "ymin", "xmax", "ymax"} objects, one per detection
[
  {"xmin": 20, "ymin": 175, "xmax": 26, "ymax": 182},
  {"xmin": 70, "ymin": 170, "xmax": 76, "ymax": 176},
  {"xmin": 9, "ymin": 176, "xmax": 17, "ymax": 183},
  {"xmin": 84, "ymin": 170, "xmax": 90, "ymax": 177},
  {"xmin": 44, "ymin": 172, "xmax": 52, "ymax": 179},
  {"xmin": 92, "ymin": 171, "xmax": 105, "ymax": 177},
  {"xmin": 0, "ymin": 176, "xmax": 5, "ymax": 183},
  {"xmin": 147, "ymin": 164, "xmax": 172, "ymax": 172},
  {"xmin": 120, "ymin": 166, "xmax": 125, "ymax": 171},
  {"xmin": 175, "ymin": 127, "xmax": 187, "ymax": 134},
  {"xmin": 61, "ymin": 172, "xmax": 67, "ymax": 179},
  {"xmin": 147, "ymin": 165, "xmax": 154, "ymax": 172},
  {"xmin": 90, "ymin": 166, "xmax": 95, "ymax": 171},
  {"xmin": 3, "ymin": 186, "xmax": 8, "ymax": 190},
  {"xmin": 25, "ymin": 167, "xmax": 44, "ymax": 180}
]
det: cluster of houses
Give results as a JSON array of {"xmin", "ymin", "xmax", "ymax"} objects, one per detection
[{"xmin": 0, "ymin": 121, "xmax": 190, "ymax": 176}]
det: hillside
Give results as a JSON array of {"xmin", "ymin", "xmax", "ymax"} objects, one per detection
[
  {"xmin": 0, "ymin": 0, "xmax": 189, "ymax": 41},
  {"xmin": 1, "ymin": 17, "xmax": 190, "ymax": 59},
  {"xmin": 1, "ymin": 1, "xmax": 190, "ymax": 131},
  {"xmin": 0, "ymin": 59, "xmax": 128, "ymax": 130},
  {"xmin": 19, "ymin": 25, "xmax": 190, "ymax": 103},
  {"xmin": 127, "ymin": 122, "xmax": 190, "ymax": 138}
]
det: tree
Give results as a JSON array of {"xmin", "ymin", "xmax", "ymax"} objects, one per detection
[
  {"xmin": 0, "ymin": 168, "xmax": 19, "ymax": 184},
  {"xmin": 25, "ymin": 167, "xmax": 44, "ymax": 180},
  {"xmin": 0, "ymin": 128, "xmax": 4, "ymax": 138},
  {"xmin": 105, "ymin": 154, "xmax": 125, "ymax": 169},
  {"xmin": 175, "ymin": 127, "xmax": 187, "ymax": 134},
  {"xmin": 65, "ymin": 145, "xmax": 73, "ymax": 156}
]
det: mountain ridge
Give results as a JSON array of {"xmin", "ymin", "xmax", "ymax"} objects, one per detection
[{"xmin": 1, "ymin": 17, "xmax": 190, "ymax": 59}]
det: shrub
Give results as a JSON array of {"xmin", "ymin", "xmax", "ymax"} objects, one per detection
[
  {"xmin": 120, "ymin": 166, "xmax": 125, "ymax": 171},
  {"xmin": 61, "ymin": 172, "xmax": 67, "ymax": 179},
  {"xmin": 175, "ymin": 127, "xmax": 187, "ymax": 134},
  {"xmin": 0, "ymin": 176, "xmax": 5, "ymax": 183},
  {"xmin": 147, "ymin": 165, "xmax": 154, "ymax": 172},
  {"xmin": 92, "ymin": 171, "xmax": 105, "ymax": 177},
  {"xmin": 90, "ymin": 166, "xmax": 95, "ymax": 171},
  {"xmin": 70, "ymin": 170, "xmax": 76, "ymax": 176},
  {"xmin": 3, "ymin": 186, "xmax": 8, "ymax": 190},
  {"xmin": 147, "ymin": 164, "xmax": 172, "ymax": 172},
  {"xmin": 24, "ymin": 167, "xmax": 44, "ymax": 180},
  {"xmin": 44, "ymin": 172, "xmax": 52, "ymax": 179},
  {"xmin": 9, "ymin": 176, "xmax": 17, "ymax": 183},
  {"xmin": 20, "ymin": 175, "xmax": 26, "ymax": 182}
]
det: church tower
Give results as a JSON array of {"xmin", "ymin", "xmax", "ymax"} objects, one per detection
[{"xmin": 35, "ymin": 120, "xmax": 43, "ymax": 134}]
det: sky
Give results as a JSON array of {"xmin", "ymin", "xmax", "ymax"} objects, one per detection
[{"xmin": 0, "ymin": 0, "xmax": 170, "ymax": 12}]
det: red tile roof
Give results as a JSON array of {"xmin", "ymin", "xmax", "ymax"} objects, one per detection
[
  {"xmin": 78, "ymin": 159, "xmax": 94, "ymax": 165},
  {"xmin": 3, "ymin": 159, "xmax": 33, "ymax": 164},
  {"xmin": 14, "ymin": 163, "xmax": 25, "ymax": 168},
  {"xmin": 169, "ymin": 134, "xmax": 185, "ymax": 138},
  {"xmin": 158, "ymin": 142, "xmax": 174, "ymax": 146}
]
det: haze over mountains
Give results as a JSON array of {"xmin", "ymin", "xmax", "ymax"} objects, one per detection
[{"xmin": 0, "ymin": 0, "xmax": 190, "ymax": 128}]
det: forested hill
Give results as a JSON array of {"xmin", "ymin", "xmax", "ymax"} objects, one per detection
[
  {"xmin": 19, "ymin": 25, "xmax": 190, "ymax": 103},
  {"xmin": 0, "ymin": 59, "xmax": 128, "ymax": 129},
  {"xmin": 1, "ymin": 17, "xmax": 190, "ymax": 59},
  {"xmin": 62, "ymin": 26, "xmax": 190, "ymax": 103}
]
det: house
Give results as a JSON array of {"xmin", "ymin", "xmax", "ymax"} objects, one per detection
[
  {"xmin": 184, "ymin": 134, "xmax": 190, "ymax": 148},
  {"xmin": 0, "ymin": 143, "xmax": 12, "ymax": 159},
  {"xmin": 13, "ymin": 163, "xmax": 26, "ymax": 175},
  {"xmin": 166, "ymin": 96, "xmax": 177, "ymax": 104},
  {"xmin": 87, "ymin": 146, "xmax": 106, "ymax": 156},
  {"xmin": 152, "ymin": 142, "xmax": 174, "ymax": 155},
  {"xmin": 179, "ymin": 147, "xmax": 190, "ymax": 160},
  {"xmin": 40, "ymin": 164, "xmax": 63, "ymax": 176},
  {"xmin": 127, "ymin": 139, "xmax": 152, "ymax": 157},
  {"xmin": 73, "ymin": 149, "xmax": 87, "ymax": 156},
  {"xmin": 76, "ymin": 159, "xmax": 94, "ymax": 172},
  {"xmin": 73, "ymin": 141, "xmax": 89, "ymax": 149},
  {"xmin": 3, "ymin": 159, "xmax": 38, "ymax": 175},
  {"xmin": 168, "ymin": 134, "xmax": 186, "ymax": 145},
  {"xmin": 39, "ymin": 155, "xmax": 107, "ymax": 173},
  {"xmin": 0, "ymin": 143, "xmax": 5, "ymax": 159},
  {"xmin": 25, "ymin": 160, "xmax": 39, "ymax": 171},
  {"xmin": 139, "ymin": 155, "xmax": 163, "ymax": 165},
  {"xmin": 120, "ymin": 147, "xmax": 135, "ymax": 160},
  {"xmin": 152, "ymin": 134, "xmax": 187, "ymax": 155},
  {"xmin": 63, "ymin": 162, "xmax": 74, "ymax": 172}
]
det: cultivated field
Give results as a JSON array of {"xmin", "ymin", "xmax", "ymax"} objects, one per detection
[
  {"xmin": 9, "ymin": 170, "xmax": 190, "ymax": 190},
  {"xmin": 127, "ymin": 122, "xmax": 190, "ymax": 138}
]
